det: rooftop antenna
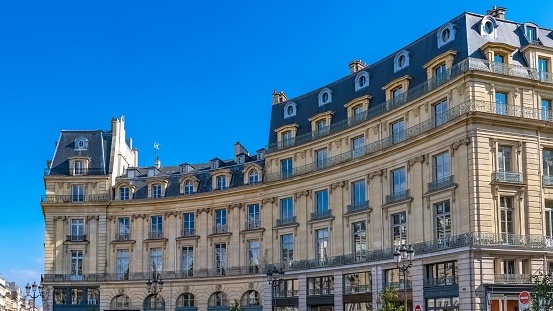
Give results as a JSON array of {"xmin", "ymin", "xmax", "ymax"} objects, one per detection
[{"xmin": 153, "ymin": 142, "xmax": 160, "ymax": 162}]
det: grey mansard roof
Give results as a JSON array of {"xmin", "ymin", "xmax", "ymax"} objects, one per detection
[{"xmin": 268, "ymin": 12, "xmax": 553, "ymax": 145}]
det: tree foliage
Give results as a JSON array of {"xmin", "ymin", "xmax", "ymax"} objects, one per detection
[
  {"xmin": 530, "ymin": 272, "xmax": 553, "ymax": 311},
  {"xmin": 229, "ymin": 299, "xmax": 242, "ymax": 311},
  {"xmin": 379, "ymin": 287, "xmax": 404, "ymax": 311}
]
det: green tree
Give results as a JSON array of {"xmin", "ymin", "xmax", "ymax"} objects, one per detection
[
  {"xmin": 229, "ymin": 299, "xmax": 242, "ymax": 311},
  {"xmin": 379, "ymin": 287, "xmax": 404, "ymax": 311},
  {"xmin": 530, "ymin": 272, "xmax": 553, "ymax": 311}
]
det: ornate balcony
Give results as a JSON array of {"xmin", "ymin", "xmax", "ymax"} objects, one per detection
[
  {"xmin": 66, "ymin": 234, "xmax": 86, "ymax": 242},
  {"xmin": 544, "ymin": 175, "xmax": 553, "ymax": 186},
  {"xmin": 492, "ymin": 171, "xmax": 523, "ymax": 183},
  {"xmin": 41, "ymin": 194, "xmax": 111, "ymax": 203},
  {"xmin": 115, "ymin": 233, "xmax": 131, "ymax": 241},
  {"xmin": 276, "ymin": 216, "xmax": 296, "ymax": 226},
  {"xmin": 385, "ymin": 189, "xmax": 410, "ymax": 204},
  {"xmin": 347, "ymin": 201, "xmax": 370, "ymax": 213},
  {"xmin": 424, "ymin": 275, "xmax": 458, "ymax": 287},
  {"xmin": 493, "ymin": 274, "xmax": 532, "ymax": 284},
  {"xmin": 181, "ymin": 228, "xmax": 196, "ymax": 237},
  {"xmin": 44, "ymin": 167, "xmax": 109, "ymax": 176},
  {"xmin": 148, "ymin": 231, "xmax": 164, "ymax": 240},
  {"xmin": 428, "ymin": 175, "xmax": 455, "ymax": 192},
  {"xmin": 213, "ymin": 224, "xmax": 228, "ymax": 234},
  {"xmin": 245, "ymin": 220, "xmax": 261, "ymax": 231},
  {"xmin": 344, "ymin": 284, "xmax": 371, "ymax": 294},
  {"xmin": 310, "ymin": 209, "xmax": 332, "ymax": 221}
]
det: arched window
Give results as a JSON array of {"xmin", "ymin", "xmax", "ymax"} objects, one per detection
[
  {"xmin": 241, "ymin": 290, "xmax": 261, "ymax": 306},
  {"xmin": 394, "ymin": 50, "xmax": 410, "ymax": 73},
  {"xmin": 110, "ymin": 295, "xmax": 131, "ymax": 309},
  {"xmin": 249, "ymin": 170, "xmax": 259, "ymax": 184},
  {"xmin": 208, "ymin": 291, "xmax": 228, "ymax": 307},
  {"xmin": 284, "ymin": 102, "xmax": 297, "ymax": 118},
  {"xmin": 318, "ymin": 88, "xmax": 333, "ymax": 106},
  {"xmin": 143, "ymin": 295, "xmax": 165, "ymax": 311},
  {"xmin": 437, "ymin": 23, "xmax": 456, "ymax": 48},
  {"xmin": 184, "ymin": 181, "xmax": 194, "ymax": 195},
  {"xmin": 176, "ymin": 293, "xmax": 195, "ymax": 307},
  {"xmin": 354, "ymin": 71, "xmax": 370, "ymax": 91},
  {"xmin": 480, "ymin": 16, "xmax": 498, "ymax": 38}
]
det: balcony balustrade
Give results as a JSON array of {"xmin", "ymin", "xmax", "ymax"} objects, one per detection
[
  {"xmin": 213, "ymin": 224, "xmax": 228, "ymax": 234},
  {"xmin": 310, "ymin": 209, "xmax": 332, "ymax": 221},
  {"xmin": 115, "ymin": 233, "xmax": 131, "ymax": 241},
  {"xmin": 44, "ymin": 167, "xmax": 109, "ymax": 176},
  {"xmin": 66, "ymin": 234, "xmax": 87, "ymax": 242},
  {"xmin": 344, "ymin": 284, "xmax": 371, "ymax": 294},
  {"xmin": 308, "ymin": 288, "xmax": 334, "ymax": 296},
  {"xmin": 41, "ymin": 194, "xmax": 111, "ymax": 203},
  {"xmin": 492, "ymin": 171, "xmax": 523, "ymax": 183},
  {"xmin": 386, "ymin": 189, "xmax": 410, "ymax": 204},
  {"xmin": 494, "ymin": 274, "xmax": 532, "ymax": 284},
  {"xmin": 245, "ymin": 220, "xmax": 261, "ymax": 231},
  {"xmin": 181, "ymin": 228, "xmax": 196, "ymax": 237},
  {"xmin": 275, "ymin": 289, "xmax": 299, "ymax": 298},
  {"xmin": 384, "ymin": 280, "xmax": 412, "ymax": 290},
  {"xmin": 347, "ymin": 201, "xmax": 370, "ymax": 213},
  {"xmin": 276, "ymin": 216, "xmax": 296, "ymax": 226},
  {"xmin": 148, "ymin": 231, "xmax": 164, "ymax": 240},
  {"xmin": 544, "ymin": 175, "xmax": 553, "ymax": 186},
  {"xmin": 424, "ymin": 275, "xmax": 458, "ymax": 287},
  {"xmin": 428, "ymin": 175, "xmax": 455, "ymax": 192}
]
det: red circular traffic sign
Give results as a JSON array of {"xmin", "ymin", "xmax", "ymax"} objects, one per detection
[
  {"xmin": 519, "ymin": 291, "xmax": 530, "ymax": 304},
  {"xmin": 415, "ymin": 305, "xmax": 422, "ymax": 311}
]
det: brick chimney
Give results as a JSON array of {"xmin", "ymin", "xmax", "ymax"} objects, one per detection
[
  {"xmin": 272, "ymin": 90, "xmax": 288, "ymax": 105},
  {"xmin": 486, "ymin": 6, "xmax": 506, "ymax": 20},
  {"xmin": 349, "ymin": 60, "xmax": 366, "ymax": 74}
]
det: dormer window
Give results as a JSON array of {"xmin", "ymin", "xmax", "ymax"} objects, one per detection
[
  {"xmin": 210, "ymin": 159, "xmax": 222, "ymax": 170},
  {"xmin": 523, "ymin": 23, "xmax": 539, "ymax": 44},
  {"xmin": 74, "ymin": 137, "xmax": 88, "ymax": 151},
  {"xmin": 180, "ymin": 164, "xmax": 194, "ymax": 174},
  {"xmin": 184, "ymin": 181, "xmax": 194, "ymax": 195},
  {"xmin": 115, "ymin": 181, "xmax": 136, "ymax": 201},
  {"xmin": 120, "ymin": 187, "xmax": 130, "ymax": 200},
  {"xmin": 212, "ymin": 170, "xmax": 231, "ymax": 191},
  {"xmin": 152, "ymin": 184, "xmax": 162, "ymax": 198},
  {"xmin": 394, "ymin": 50, "xmax": 410, "ymax": 73},
  {"xmin": 480, "ymin": 16, "xmax": 498, "ymax": 38},
  {"xmin": 180, "ymin": 175, "xmax": 199, "ymax": 195},
  {"xmin": 249, "ymin": 170, "xmax": 259, "ymax": 184},
  {"xmin": 318, "ymin": 88, "xmax": 332, "ymax": 106},
  {"xmin": 355, "ymin": 71, "xmax": 370, "ymax": 91},
  {"xmin": 437, "ymin": 23, "xmax": 456, "ymax": 48},
  {"xmin": 243, "ymin": 163, "xmax": 263, "ymax": 185},
  {"xmin": 74, "ymin": 161, "xmax": 85, "ymax": 175},
  {"xmin": 216, "ymin": 176, "xmax": 226, "ymax": 190},
  {"xmin": 284, "ymin": 102, "xmax": 297, "ymax": 118}
]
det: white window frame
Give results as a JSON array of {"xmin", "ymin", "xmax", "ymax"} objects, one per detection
[
  {"xmin": 354, "ymin": 71, "xmax": 370, "ymax": 91},
  {"xmin": 284, "ymin": 102, "xmax": 297, "ymax": 118},
  {"xmin": 394, "ymin": 50, "xmax": 410, "ymax": 73},
  {"xmin": 318, "ymin": 88, "xmax": 333, "ymax": 106}
]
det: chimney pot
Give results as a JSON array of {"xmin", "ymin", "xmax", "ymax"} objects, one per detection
[{"xmin": 349, "ymin": 60, "xmax": 366, "ymax": 74}]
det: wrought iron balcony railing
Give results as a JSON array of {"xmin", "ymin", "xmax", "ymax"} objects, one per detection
[
  {"xmin": 424, "ymin": 275, "xmax": 458, "ymax": 287},
  {"xmin": 275, "ymin": 289, "xmax": 299, "ymax": 298},
  {"xmin": 384, "ymin": 280, "xmax": 412, "ymax": 290},
  {"xmin": 148, "ymin": 231, "xmax": 164, "ymax": 240},
  {"xmin": 347, "ymin": 200, "xmax": 370, "ymax": 213},
  {"xmin": 41, "ymin": 194, "xmax": 111, "ymax": 203},
  {"xmin": 493, "ymin": 274, "xmax": 532, "ymax": 284},
  {"xmin": 115, "ymin": 233, "xmax": 131, "ymax": 241},
  {"xmin": 181, "ymin": 228, "xmax": 196, "ymax": 237},
  {"xmin": 344, "ymin": 284, "xmax": 372, "ymax": 294},
  {"xmin": 276, "ymin": 216, "xmax": 296, "ymax": 226},
  {"xmin": 544, "ymin": 175, "xmax": 553, "ymax": 186},
  {"xmin": 492, "ymin": 171, "xmax": 523, "ymax": 183},
  {"xmin": 428, "ymin": 175, "xmax": 455, "ymax": 192},
  {"xmin": 307, "ymin": 288, "xmax": 334, "ymax": 296},
  {"xmin": 213, "ymin": 224, "xmax": 228, "ymax": 234},
  {"xmin": 66, "ymin": 235, "xmax": 86, "ymax": 242},
  {"xmin": 245, "ymin": 220, "xmax": 261, "ymax": 231},
  {"xmin": 310, "ymin": 209, "xmax": 332, "ymax": 221},
  {"xmin": 44, "ymin": 167, "xmax": 109, "ymax": 176},
  {"xmin": 386, "ymin": 189, "xmax": 410, "ymax": 204}
]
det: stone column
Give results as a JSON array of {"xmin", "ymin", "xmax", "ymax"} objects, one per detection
[
  {"xmin": 411, "ymin": 259, "xmax": 424, "ymax": 310},
  {"xmin": 298, "ymin": 274, "xmax": 307, "ymax": 311},
  {"xmin": 334, "ymin": 271, "xmax": 344, "ymax": 311}
]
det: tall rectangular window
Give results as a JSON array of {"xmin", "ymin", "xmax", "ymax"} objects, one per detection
[
  {"xmin": 247, "ymin": 204, "xmax": 260, "ymax": 230},
  {"xmin": 281, "ymin": 158, "xmax": 293, "ymax": 178},
  {"xmin": 72, "ymin": 184, "xmax": 84, "ymax": 202},
  {"xmin": 352, "ymin": 136, "xmax": 364, "ymax": 158},
  {"xmin": 436, "ymin": 201, "xmax": 451, "ymax": 240},
  {"xmin": 351, "ymin": 180, "xmax": 366, "ymax": 206},
  {"xmin": 181, "ymin": 246, "xmax": 194, "ymax": 277},
  {"xmin": 315, "ymin": 148, "xmax": 328, "ymax": 169},
  {"xmin": 316, "ymin": 228, "xmax": 329, "ymax": 264},
  {"xmin": 434, "ymin": 100, "xmax": 448, "ymax": 126},
  {"xmin": 118, "ymin": 217, "xmax": 130, "ymax": 240},
  {"xmin": 316, "ymin": 120, "xmax": 328, "ymax": 136},
  {"xmin": 495, "ymin": 92, "xmax": 507, "ymax": 115},
  {"xmin": 391, "ymin": 120, "xmax": 405, "ymax": 144},
  {"xmin": 281, "ymin": 234, "xmax": 294, "ymax": 265},
  {"xmin": 545, "ymin": 201, "xmax": 553, "ymax": 240},
  {"xmin": 184, "ymin": 181, "xmax": 194, "ymax": 194},
  {"xmin": 391, "ymin": 168, "xmax": 406, "ymax": 194},
  {"xmin": 74, "ymin": 161, "xmax": 84, "ymax": 175},
  {"xmin": 434, "ymin": 152, "xmax": 450, "ymax": 181},
  {"xmin": 116, "ymin": 250, "xmax": 129, "ymax": 279},
  {"xmin": 392, "ymin": 212, "xmax": 407, "ymax": 247},
  {"xmin": 527, "ymin": 26, "xmax": 537, "ymax": 42},
  {"xmin": 498, "ymin": 145, "xmax": 512, "ymax": 173},
  {"xmin": 70, "ymin": 250, "xmax": 83, "ymax": 279},
  {"xmin": 150, "ymin": 248, "xmax": 162, "ymax": 273},
  {"xmin": 214, "ymin": 243, "xmax": 227, "ymax": 275},
  {"xmin": 344, "ymin": 272, "xmax": 372, "ymax": 294},
  {"xmin": 315, "ymin": 190, "xmax": 329, "ymax": 216},
  {"xmin": 494, "ymin": 54, "xmax": 505, "ymax": 74},
  {"xmin": 426, "ymin": 261, "xmax": 457, "ymax": 286},
  {"xmin": 70, "ymin": 219, "xmax": 84, "ymax": 241},
  {"xmin": 352, "ymin": 221, "xmax": 366, "ymax": 260},
  {"xmin": 543, "ymin": 149, "xmax": 553, "ymax": 176},
  {"xmin": 281, "ymin": 131, "xmax": 292, "ymax": 148},
  {"xmin": 500, "ymin": 197, "xmax": 514, "ymax": 235},
  {"xmin": 539, "ymin": 58, "xmax": 549, "ymax": 81},
  {"xmin": 280, "ymin": 198, "xmax": 294, "ymax": 221},
  {"xmin": 434, "ymin": 64, "xmax": 446, "ymax": 81},
  {"xmin": 392, "ymin": 87, "xmax": 403, "ymax": 103},
  {"xmin": 215, "ymin": 209, "xmax": 227, "ymax": 233},
  {"xmin": 183, "ymin": 213, "xmax": 195, "ymax": 236},
  {"xmin": 150, "ymin": 215, "xmax": 163, "ymax": 239},
  {"xmin": 216, "ymin": 176, "xmax": 226, "ymax": 190},
  {"xmin": 308, "ymin": 276, "xmax": 334, "ymax": 296},
  {"xmin": 247, "ymin": 240, "xmax": 260, "ymax": 272},
  {"xmin": 152, "ymin": 184, "xmax": 162, "ymax": 198},
  {"xmin": 120, "ymin": 187, "xmax": 130, "ymax": 200},
  {"xmin": 503, "ymin": 260, "xmax": 515, "ymax": 275},
  {"xmin": 353, "ymin": 106, "xmax": 364, "ymax": 119},
  {"xmin": 541, "ymin": 99, "xmax": 551, "ymax": 121}
]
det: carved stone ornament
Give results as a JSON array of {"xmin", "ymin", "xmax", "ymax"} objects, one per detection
[
  {"xmin": 368, "ymin": 170, "xmax": 383, "ymax": 180},
  {"xmin": 373, "ymin": 126, "xmax": 379, "ymax": 135},
  {"xmin": 183, "ymin": 285, "xmax": 189, "ymax": 292},
  {"xmin": 404, "ymin": 111, "xmax": 409, "ymax": 122},
  {"xmin": 216, "ymin": 284, "xmax": 222, "ymax": 291},
  {"xmin": 107, "ymin": 215, "xmax": 114, "ymax": 221},
  {"xmin": 164, "ymin": 211, "xmax": 179, "ymax": 218},
  {"xmin": 331, "ymin": 181, "xmax": 346, "ymax": 190},
  {"xmin": 53, "ymin": 216, "xmax": 67, "ymax": 221},
  {"xmin": 294, "ymin": 190, "xmax": 310, "ymax": 202},
  {"xmin": 249, "ymin": 283, "xmax": 254, "ymax": 290},
  {"xmin": 451, "ymin": 137, "xmax": 471, "ymax": 155},
  {"xmin": 196, "ymin": 208, "xmax": 210, "ymax": 215},
  {"xmin": 131, "ymin": 214, "xmax": 147, "ymax": 220},
  {"xmin": 456, "ymin": 84, "xmax": 465, "ymax": 95},
  {"xmin": 407, "ymin": 155, "xmax": 425, "ymax": 171},
  {"xmin": 118, "ymin": 288, "xmax": 125, "ymax": 295},
  {"xmin": 335, "ymin": 139, "xmax": 342, "ymax": 148},
  {"xmin": 262, "ymin": 197, "xmax": 275, "ymax": 205},
  {"xmin": 86, "ymin": 215, "xmax": 99, "ymax": 222},
  {"xmin": 413, "ymin": 106, "xmax": 420, "ymax": 117},
  {"xmin": 229, "ymin": 203, "xmax": 243, "ymax": 210}
]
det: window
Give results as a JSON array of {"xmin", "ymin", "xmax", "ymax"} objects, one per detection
[
  {"xmin": 315, "ymin": 119, "xmax": 329, "ymax": 137},
  {"xmin": 150, "ymin": 248, "xmax": 162, "ymax": 273},
  {"xmin": 437, "ymin": 23, "xmax": 456, "ymax": 48},
  {"xmin": 390, "ymin": 120, "xmax": 405, "ymax": 144},
  {"xmin": 184, "ymin": 181, "xmax": 194, "ymax": 195},
  {"xmin": 484, "ymin": 20, "xmax": 494, "ymax": 34},
  {"xmin": 318, "ymin": 88, "xmax": 332, "ymax": 106},
  {"xmin": 352, "ymin": 221, "xmax": 366, "ymax": 260},
  {"xmin": 352, "ymin": 136, "xmax": 364, "ymax": 158},
  {"xmin": 498, "ymin": 145, "xmax": 512, "ymax": 173},
  {"xmin": 434, "ymin": 152, "xmax": 450, "ymax": 181},
  {"xmin": 70, "ymin": 219, "xmax": 84, "ymax": 241},
  {"xmin": 503, "ymin": 260, "xmax": 515, "ymax": 275},
  {"xmin": 541, "ymin": 99, "xmax": 551, "ymax": 121},
  {"xmin": 543, "ymin": 149, "xmax": 553, "ymax": 176},
  {"xmin": 276, "ymin": 279, "xmax": 299, "ymax": 298},
  {"xmin": 247, "ymin": 240, "xmax": 260, "ymax": 272},
  {"xmin": 177, "ymin": 293, "xmax": 195, "ymax": 307},
  {"xmin": 116, "ymin": 250, "xmax": 129, "ymax": 279},
  {"xmin": 183, "ymin": 213, "xmax": 195, "ymax": 236},
  {"xmin": 545, "ymin": 201, "xmax": 553, "ymax": 239},
  {"xmin": 436, "ymin": 201, "xmax": 451, "ymax": 241},
  {"xmin": 117, "ymin": 217, "xmax": 130, "ymax": 241},
  {"xmin": 493, "ymin": 55, "xmax": 505, "ymax": 74},
  {"xmin": 241, "ymin": 290, "xmax": 260, "ymax": 306},
  {"xmin": 391, "ymin": 167, "xmax": 406, "ymax": 195},
  {"xmin": 74, "ymin": 161, "xmax": 84, "ymax": 175},
  {"xmin": 500, "ymin": 196, "xmax": 514, "ymax": 235},
  {"xmin": 316, "ymin": 228, "xmax": 329, "ymax": 265},
  {"xmin": 215, "ymin": 209, "xmax": 227, "ymax": 233},
  {"xmin": 111, "ymin": 295, "xmax": 131, "ymax": 309},
  {"xmin": 315, "ymin": 190, "xmax": 329, "ymax": 217},
  {"xmin": 209, "ymin": 291, "xmax": 227, "ymax": 307},
  {"xmin": 281, "ymin": 131, "xmax": 292, "ymax": 148},
  {"xmin": 181, "ymin": 246, "xmax": 194, "ymax": 277},
  {"xmin": 526, "ymin": 26, "xmax": 537, "ymax": 43},
  {"xmin": 392, "ymin": 87, "xmax": 403, "ymax": 103},
  {"xmin": 120, "ymin": 187, "xmax": 130, "ymax": 200},
  {"xmin": 281, "ymin": 234, "xmax": 294, "ymax": 265},
  {"xmin": 392, "ymin": 212, "xmax": 407, "ymax": 247},
  {"xmin": 214, "ymin": 243, "xmax": 227, "ymax": 275},
  {"xmin": 247, "ymin": 204, "xmax": 260, "ymax": 230},
  {"xmin": 344, "ymin": 272, "xmax": 372, "ymax": 294},
  {"xmin": 249, "ymin": 170, "xmax": 259, "ymax": 184},
  {"xmin": 351, "ymin": 180, "xmax": 366, "ymax": 207},
  {"xmin": 385, "ymin": 268, "xmax": 411, "ymax": 290},
  {"xmin": 426, "ymin": 261, "xmax": 457, "ymax": 286},
  {"xmin": 315, "ymin": 148, "xmax": 328, "ymax": 169},
  {"xmin": 353, "ymin": 105, "xmax": 364, "ymax": 118},
  {"xmin": 434, "ymin": 64, "xmax": 446, "ymax": 81},
  {"xmin": 538, "ymin": 58, "xmax": 548, "ymax": 81},
  {"xmin": 72, "ymin": 184, "xmax": 84, "ymax": 202},
  {"xmin": 280, "ymin": 197, "xmax": 294, "ymax": 222},
  {"xmin": 150, "ymin": 215, "xmax": 163, "ymax": 239},
  {"xmin": 70, "ymin": 250, "xmax": 83, "ymax": 279},
  {"xmin": 74, "ymin": 137, "xmax": 87, "ymax": 151},
  {"xmin": 281, "ymin": 158, "xmax": 292, "ymax": 178},
  {"xmin": 216, "ymin": 176, "xmax": 226, "ymax": 190},
  {"xmin": 152, "ymin": 184, "xmax": 162, "ymax": 198},
  {"xmin": 355, "ymin": 71, "xmax": 370, "ymax": 91},
  {"xmin": 307, "ymin": 276, "xmax": 334, "ymax": 296},
  {"xmin": 284, "ymin": 102, "xmax": 297, "ymax": 118},
  {"xmin": 434, "ymin": 100, "xmax": 448, "ymax": 126},
  {"xmin": 394, "ymin": 50, "xmax": 410, "ymax": 72}
]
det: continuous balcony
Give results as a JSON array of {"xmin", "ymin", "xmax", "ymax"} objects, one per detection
[
  {"xmin": 148, "ymin": 231, "xmax": 164, "ymax": 240},
  {"xmin": 310, "ymin": 209, "xmax": 332, "ymax": 221},
  {"xmin": 386, "ymin": 190, "xmax": 410, "ymax": 204},
  {"xmin": 307, "ymin": 288, "xmax": 334, "ymax": 296},
  {"xmin": 66, "ymin": 234, "xmax": 86, "ymax": 242},
  {"xmin": 492, "ymin": 171, "xmax": 523, "ymax": 183},
  {"xmin": 181, "ymin": 228, "xmax": 196, "ymax": 237},
  {"xmin": 493, "ymin": 274, "xmax": 532, "ymax": 284},
  {"xmin": 347, "ymin": 200, "xmax": 370, "ymax": 213},
  {"xmin": 428, "ymin": 175, "xmax": 455, "ymax": 192},
  {"xmin": 44, "ymin": 167, "xmax": 109, "ymax": 176},
  {"xmin": 41, "ymin": 194, "xmax": 111, "ymax": 203},
  {"xmin": 424, "ymin": 275, "xmax": 458, "ymax": 287},
  {"xmin": 213, "ymin": 224, "xmax": 228, "ymax": 234},
  {"xmin": 276, "ymin": 216, "xmax": 296, "ymax": 226},
  {"xmin": 115, "ymin": 233, "xmax": 131, "ymax": 241},
  {"xmin": 544, "ymin": 175, "xmax": 553, "ymax": 186},
  {"xmin": 344, "ymin": 284, "xmax": 371, "ymax": 294},
  {"xmin": 384, "ymin": 280, "xmax": 412, "ymax": 290},
  {"xmin": 245, "ymin": 220, "xmax": 261, "ymax": 231},
  {"xmin": 275, "ymin": 289, "xmax": 299, "ymax": 298}
]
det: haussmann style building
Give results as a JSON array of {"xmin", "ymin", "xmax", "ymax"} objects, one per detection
[{"xmin": 41, "ymin": 7, "xmax": 553, "ymax": 311}]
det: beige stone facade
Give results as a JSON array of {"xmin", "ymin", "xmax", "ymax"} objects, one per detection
[{"xmin": 41, "ymin": 8, "xmax": 553, "ymax": 311}]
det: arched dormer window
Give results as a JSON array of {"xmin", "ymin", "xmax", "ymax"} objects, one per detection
[
  {"xmin": 249, "ymin": 170, "xmax": 259, "ymax": 184},
  {"xmin": 437, "ymin": 23, "xmax": 456, "ymax": 48},
  {"xmin": 114, "ymin": 181, "xmax": 136, "ymax": 200},
  {"xmin": 74, "ymin": 137, "xmax": 88, "ymax": 151},
  {"xmin": 179, "ymin": 175, "xmax": 199, "ymax": 195},
  {"xmin": 284, "ymin": 102, "xmax": 297, "ymax": 118},
  {"xmin": 212, "ymin": 169, "xmax": 231, "ymax": 191},
  {"xmin": 394, "ymin": 50, "xmax": 410, "ymax": 73},
  {"xmin": 243, "ymin": 163, "xmax": 263, "ymax": 185},
  {"xmin": 355, "ymin": 71, "xmax": 370, "ymax": 91},
  {"xmin": 318, "ymin": 88, "xmax": 332, "ymax": 106},
  {"xmin": 146, "ymin": 178, "xmax": 168, "ymax": 199},
  {"xmin": 480, "ymin": 15, "xmax": 498, "ymax": 38}
]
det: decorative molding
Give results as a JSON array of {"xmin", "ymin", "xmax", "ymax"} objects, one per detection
[
  {"xmin": 331, "ymin": 181, "xmax": 346, "ymax": 191},
  {"xmin": 107, "ymin": 215, "xmax": 114, "ymax": 221},
  {"xmin": 294, "ymin": 190, "xmax": 310, "ymax": 202},
  {"xmin": 249, "ymin": 283, "xmax": 254, "ymax": 290},
  {"xmin": 86, "ymin": 215, "xmax": 99, "ymax": 223},
  {"xmin": 383, "ymin": 121, "xmax": 388, "ymax": 130},
  {"xmin": 407, "ymin": 155, "xmax": 425, "ymax": 171},
  {"xmin": 368, "ymin": 170, "xmax": 383, "ymax": 180},
  {"xmin": 404, "ymin": 111, "xmax": 409, "ymax": 122},
  {"xmin": 452, "ymin": 137, "xmax": 471, "ymax": 155},
  {"xmin": 131, "ymin": 214, "xmax": 147, "ymax": 221},
  {"xmin": 413, "ymin": 106, "xmax": 420, "ymax": 117},
  {"xmin": 118, "ymin": 288, "xmax": 125, "ymax": 295},
  {"xmin": 53, "ymin": 216, "xmax": 67, "ymax": 221},
  {"xmin": 424, "ymin": 102, "xmax": 429, "ymax": 113},
  {"xmin": 229, "ymin": 203, "xmax": 243, "ymax": 211},
  {"xmin": 183, "ymin": 285, "xmax": 189, "ymax": 292},
  {"xmin": 164, "ymin": 211, "xmax": 179, "ymax": 218},
  {"xmin": 335, "ymin": 139, "xmax": 342, "ymax": 148},
  {"xmin": 517, "ymin": 141, "xmax": 523, "ymax": 154},
  {"xmin": 196, "ymin": 208, "xmax": 210, "ymax": 215},
  {"xmin": 456, "ymin": 84, "xmax": 465, "ymax": 95},
  {"xmin": 216, "ymin": 284, "xmax": 222, "ymax": 291},
  {"xmin": 262, "ymin": 197, "xmax": 275, "ymax": 205},
  {"xmin": 373, "ymin": 126, "xmax": 379, "ymax": 135},
  {"xmin": 301, "ymin": 151, "xmax": 305, "ymax": 159}
]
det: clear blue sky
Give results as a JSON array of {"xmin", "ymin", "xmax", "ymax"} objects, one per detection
[{"xmin": 0, "ymin": 0, "xmax": 551, "ymax": 296}]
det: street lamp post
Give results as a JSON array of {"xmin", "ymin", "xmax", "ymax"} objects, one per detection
[
  {"xmin": 146, "ymin": 272, "xmax": 164, "ymax": 311},
  {"xmin": 394, "ymin": 245, "xmax": 415, "ymax": 311},
  {"xmin": 25, "ymin": 282, "xmax": 43, "ymax": 311},
  {"xmin": 266, "ymin": 266, "xmax": 284, "ymax": 311}
]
